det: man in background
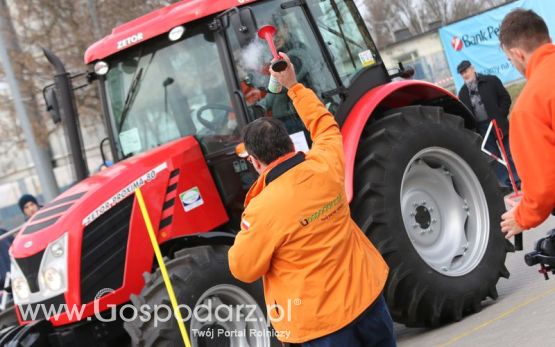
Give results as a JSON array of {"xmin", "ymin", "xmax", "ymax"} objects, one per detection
[
  {"xmin": 18, "ymin": 194, "xmax": 41, "ymax": 220},
  {"xmin": 499, "ymin": 9, "xmax": 555, "ymax": 237},
  {"xmin": 457, "ymin": 60, "xmax": 520, "ymax": 188}
]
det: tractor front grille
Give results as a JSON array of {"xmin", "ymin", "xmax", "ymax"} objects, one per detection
[
  {"xmin": 15, "ymin": 250, "xmax": 45, "ymax": 293},
  {"xmin": 80, "ymin": 195, "xmax": 133, "ymax": 304}
]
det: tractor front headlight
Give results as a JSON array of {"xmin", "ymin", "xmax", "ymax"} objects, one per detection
[
  {"xmin": 11, "ymin": 233, "xmax": 69, "ymax": 305},
  {"xmin": 50, "ymin": 242, "xmax": 64, "ymax": 258},
  {"xmin": 10, "ymin": 256, "xmax": 30, "ymax": 303},
  {"xmin": 12, "ymin": 277, "xmax": 30, "ymax": 301},
  {"xmin": 38, "ymin": 233, "xmax": 68, "ymax": 295},
  {"xmin": 42, "ymin": 268, "xmax": 63, "ymax": 292}
]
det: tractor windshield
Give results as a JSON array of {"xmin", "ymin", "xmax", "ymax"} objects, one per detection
[{"xmin": 104, "ymin": 21, "xmax": 238, "ymax": 158}]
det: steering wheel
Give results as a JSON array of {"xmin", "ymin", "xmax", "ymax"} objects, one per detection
[{"xmin": 196, "ymin": 104, "xmax": 234, "ymax": 132}]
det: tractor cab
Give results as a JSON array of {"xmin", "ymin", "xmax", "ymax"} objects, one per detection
[{"xmin": 93, "ymin": 0, "xmax": 386, "ymax": 225}]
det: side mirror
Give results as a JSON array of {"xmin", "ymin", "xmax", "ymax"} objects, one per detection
[
  {"xmin": 229, "ymin": 7, "xmax": 258, "ymax": 48},
  {"xmin": 43, "ymin": 86, "xmax": 61, "ymax": 124},
  {"xmin": 399, "ymin": 66, "xmax": 415, "ymax": 79},
  {"xmin": 99, "ymin": 137, "xmax": 113, "ymax": 168},
  {"xmin": 389, "ymin": 62, "xmax": 415, "ymax": 80}
]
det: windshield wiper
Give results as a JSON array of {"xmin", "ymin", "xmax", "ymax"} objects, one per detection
[
  {"xmin": 117, "ymin": 49, "xmax": 158, "ymax": 133},
  {"xmin": 117, "ymin": 67, "xmax": 143, "ymax": 132}
]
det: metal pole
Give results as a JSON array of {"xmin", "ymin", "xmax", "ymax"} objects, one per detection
[{"xmin": 0, "ymin": 1, "xmax": 59, "ymax": 201}]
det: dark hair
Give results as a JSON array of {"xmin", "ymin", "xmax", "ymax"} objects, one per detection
[
  {"xmin": 18, "ymin": 194, "xmax": 38, "ymax": 212},
  {"xmin": 499, "ymin": 9, "xmax": 550, "ymax": 52},
  {"xmin": 242, "ymin": 118, "xmax": 294, "ymax": 165}
]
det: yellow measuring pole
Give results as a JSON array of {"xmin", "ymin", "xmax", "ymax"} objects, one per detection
[{"xmin": 135, "ymin": 188, "xmax": 192, "ymax": 347}]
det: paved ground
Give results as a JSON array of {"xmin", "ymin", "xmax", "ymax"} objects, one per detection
[{"xmin": 396, "ymin": 215, "xmax": 555, "ymax": 347}]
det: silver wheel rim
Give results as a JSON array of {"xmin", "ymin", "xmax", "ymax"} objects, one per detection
[
  {"xmin": 400, "ymin": 147, "xmax": 489, "ymax": 277},
  {"xmin": 190, "ymin": 284, "xmax": 270, "ymax": 347}
]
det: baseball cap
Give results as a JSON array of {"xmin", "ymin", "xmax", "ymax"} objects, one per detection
[{"xmin": 457, "ymin": 60, "xmax": 472, "ymax": 74}]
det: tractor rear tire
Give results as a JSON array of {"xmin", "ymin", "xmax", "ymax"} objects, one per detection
[
  {"xmin": 351, "ymin": 106, "xmax": 512, "ymax": 327},
  {"xmin": 123, "ymin": 245, "xmax": 280, "ymax": 347}
]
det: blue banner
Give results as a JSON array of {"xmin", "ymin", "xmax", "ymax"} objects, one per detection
[{"xmin": 439, "ymin": 0, "xmax": 555, "ymax": 91}]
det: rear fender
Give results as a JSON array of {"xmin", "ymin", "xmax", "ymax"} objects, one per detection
[{"xmin": 341, "ymin": 80, "xmax": 475, "ymax": 202}]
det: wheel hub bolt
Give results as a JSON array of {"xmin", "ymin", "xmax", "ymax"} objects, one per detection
[{"xmin": 432, "ymin": 219, "xmax": 437, "ymax": 224}]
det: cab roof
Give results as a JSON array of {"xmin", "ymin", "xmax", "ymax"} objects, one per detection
[{"xmin": 84, "ymin": 0, "xmax": 260, "ymax": 64}]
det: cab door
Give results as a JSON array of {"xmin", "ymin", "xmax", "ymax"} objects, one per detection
[{"xmin": 225, "ymin": 0, "xmax": 341, "ymax": 141}]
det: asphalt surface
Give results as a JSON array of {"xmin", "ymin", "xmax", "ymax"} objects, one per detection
[{"xmin": 396, "ymin": 215, "xmax": 555, "ymax": 347}]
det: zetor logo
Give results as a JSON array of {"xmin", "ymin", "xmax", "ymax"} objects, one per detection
[
  {"xmin": 117, "ymin": 33, "xmax": 144, "ymax": 50},
  {"xmin": 451, "ymin": 25, "xmax": 500, "ymax": 51}
]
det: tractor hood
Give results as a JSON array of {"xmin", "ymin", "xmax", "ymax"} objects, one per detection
[
  {"xmin": 11, "ymin": 136, "xmax": 198, "ymax": 258},
  {"xmin": 10, "ymin": 135, "xmax": 229, "ymax": 325}
]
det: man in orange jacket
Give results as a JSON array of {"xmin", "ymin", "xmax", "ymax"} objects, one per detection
[
  {"xmin": 228, "ymin": 53, "xmax": 394, "ymax": 346},
  {"xmin": 499, "ymin": 9, "xmax": 555, "ymax": 237}
]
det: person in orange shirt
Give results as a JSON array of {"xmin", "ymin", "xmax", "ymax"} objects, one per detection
[
  {"xmin": 228, "ymin": 53, "xmax": 394, "ymax": 346},
  {"xmin": 499, "ymin": 9, "xmax": 555, "ymax": 237}
]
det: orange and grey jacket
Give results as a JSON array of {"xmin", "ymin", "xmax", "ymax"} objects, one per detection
[
  {"xmin": 509, "ymin": 43, "xmax": 555, "ymax": 229},
  {"xmin": 228, "ymin": 83, "xmax": 389, "ymax": 343}
]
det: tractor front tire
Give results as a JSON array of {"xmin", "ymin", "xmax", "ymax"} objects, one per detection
[
  {"xmin": 124, "ymin": 245, "xmax": 280, "ymax": 347},
  {"xmin": 352, "ymin": 106, "xmax": 512, "ymax": 327}
]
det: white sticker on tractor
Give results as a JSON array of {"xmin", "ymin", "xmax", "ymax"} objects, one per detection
[
  {"xmin": 82, "ymin": 162, "xmax": 167, "ymax": 226},
  {"xmin": 180, "ymin": 187, "xmax": 204, "ymax": 212},
  {"xmin": 358, "ymin": 50, "xmax": 376, "ymax": 67},
  {"xmin": 119, "ymin": 128, "xmax": 142, "ymax": 155}
]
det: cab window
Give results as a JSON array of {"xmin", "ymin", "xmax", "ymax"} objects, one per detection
[
  {"xmin": 104, "ymin": 22, "xmax": 240, "ymax": 158},
  {"xmin": 226, "ymin": 1, "xmax": 338, "ymax": 135},
  {"xmin": 307, "ymin": 0, "xmax": 381, "ymax": 85}
]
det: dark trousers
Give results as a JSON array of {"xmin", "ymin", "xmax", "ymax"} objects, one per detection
[
  {"xmin": 291, "ymin": 295, "xmax": 396, "ymax": 347},
  {"xmin": 476, "ymin": 121, "xmax": 520, "ymax": 188}
]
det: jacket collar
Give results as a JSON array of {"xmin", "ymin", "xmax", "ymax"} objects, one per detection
[
  {"xmin": 265, "ymin": 152, "xmax": 305, "ymax": 185},
  {"xmin": 244, "ymin": 151, "xmax": 304, "ymax": 207},
  {"xmin": 526, "ymin": 43, "xmax": 555, "ymax": 80}
]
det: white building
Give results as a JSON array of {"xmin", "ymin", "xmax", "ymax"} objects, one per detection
[{"xmin": 380, "ymin": 30, "xmax": 455, "ymax": 93}]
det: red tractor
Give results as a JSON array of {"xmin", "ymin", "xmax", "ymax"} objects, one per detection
[{"xmin": 3, "ymin": 0, "xmax": 511, "ymax": 345}]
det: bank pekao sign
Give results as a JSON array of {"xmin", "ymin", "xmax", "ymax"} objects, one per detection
[
  {"xmin": 452, "ymin": 25, "xmax": 500, "ymax": 50},
  {"xmin": 439, "ymin": 0, "xmax": 555, "ymax": 91}
]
